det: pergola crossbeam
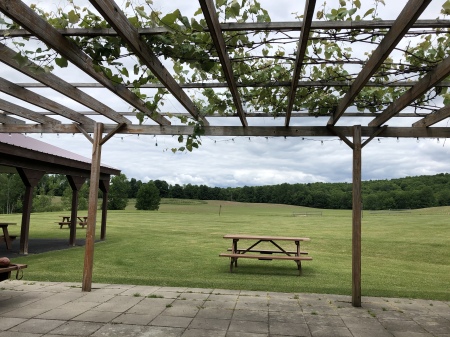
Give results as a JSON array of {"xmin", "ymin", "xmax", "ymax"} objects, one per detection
[
  {"xmin": 89, "ymin": 0, "xmax": 207, "ymax": 126},
  {"xmin": 285, "ymin": 0, "xmax": 316, "ymax": 127},
  {"xmin": 0, "ymin": 124, "xmax": 449, "ymax": 139},
  {"xmin": 0, "ymin": 43, "xmax": 130, "ymax": 125},
  {"xmin": 328, "ymin": 0, "xmax": 432, "ymax": 126},
  {"xmin": 0, "ymin": 77, "xmax": 94, "ymax": 126},
  {"xmin": 369, "ymin": 55, "xmax": 450, "ymax": 127},
  {"xmin": 0, "ymin": 99, "xmax": 60, "ymax": 125},
  {"xmin": 0, "ymin": 1, "xmax": 169, "ymax": 126},
  {"xmin": 2, "ymin": 19, "xmax": 450, "ymax": 37},
  {"xmin": 199, "ymin": 0, "xmax": 247, "ymax": 127},
  {"xmin": 412, "ymin": 105, "xmax": 450, "ymax": 127},
  {"xmin": 0, "ymin": 112, "xmax": 26, "ymax": 125}
]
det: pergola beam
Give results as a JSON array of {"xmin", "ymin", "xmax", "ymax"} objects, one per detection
[
  {"xmin": 0, "ymin": 0, "xmax": 169, "ymax": 126},
  {"xmin": 89, "ymin": 0, "xmax": 208, "ymax": 126},
  {"xmin": 199, "ymin": 0, "xmax": 247, "ymax": 127},
  {"xmin": 1, "ymin": 124, "xmax": 449, "ymax": 139},
  {"xmin": 370, "ymin": 55, "xmax": 450, "ymax": 127},
  {"xmin": 2, "ymin": 19, "xmax": 449, "ymax": 37},
  {"xmin": 412, "ymin": 105, "xmax": 450, "ymax": 127},
  {"xmin": 0, "ymin": 77, "xmax": 94, "ymax": 125},
  {"xmin": 0, "ymin": 99, "xmax": 60, "ymax": 125},
  {"xmin": 328, "ymin": 0, "xmax": 432, "ymax": 126},
  {"xmin": 285, "ymin": 0, "xmax": 316, "ymax": 126},
  {"xmin": 0, "ymin": 43, "xmax": 130, "ymax": 125},
  {"xmin": 14, "ymin": 81, "xmax": 450, "ymax": 89},
  {"xmin": 0, "ymin": 113, "xmax": 25, "ymax": 124}
]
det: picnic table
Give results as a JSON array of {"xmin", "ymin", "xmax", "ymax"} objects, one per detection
[
  {"xmin": 0, "ymin": 223, "xmax": 17, "ymax": 250},
  {"xmin": 219, "ymin": 234, "xmax": 312, "ymax": 274},
  {"xmin": 57, "ymin": 216, "xmax": 88, "ymax": 229}
]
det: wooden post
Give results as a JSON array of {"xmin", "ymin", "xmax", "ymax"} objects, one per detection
[
  {"xmin": 82, "ymin": 123, "xmax": 103, "ymax": 292},
  {"xmin": 352, "ymin": 125, "xmax": 362, "ymax": 307},
  {"xmin": 66, "ymin": 176, "xmax": 86, "ymax": 246},
  {"xmin": 16, "ymin": 168, "xmax": 44, "ymax": 255},
  {"xmin": 99, "ymin": 179, "xmax": 109, "ymax": 240}
]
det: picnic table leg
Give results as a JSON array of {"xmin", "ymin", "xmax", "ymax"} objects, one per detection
[
  {"xmin": 295, "ymin": 241, "xmax": 302, "ymax": 275},
  {"xmin": 232, "ymin": 239, "xmax": 239, "ymax": 268},
  {"xmin": 2, "ymin": 226, "xmax": 12, "ymax": 250},
  {"xmin": 229, "ymin": 258, "xmax": 234, "ymax": 272}
]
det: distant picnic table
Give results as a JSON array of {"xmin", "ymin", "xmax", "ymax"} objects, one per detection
[
  {"xmin": 219, "ymin": 234, "xmax": 312, "ymax": 274},
  {"xmin": 57, "ymin": 216, "xmax": 88, "ymax": 229}
]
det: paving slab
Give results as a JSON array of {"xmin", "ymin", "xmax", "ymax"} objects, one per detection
[{"xmin": 0, "ymin": 280, "xmax": 448, "ymax": 337}]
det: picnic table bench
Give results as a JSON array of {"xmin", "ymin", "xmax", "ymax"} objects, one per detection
[
  {"xmin": 0, "ymin": 264, "xmax": 27, "ymax": 282},
  {"xmin": 220, "ymin": 234, "xmax": 312, "ymax": 275}
]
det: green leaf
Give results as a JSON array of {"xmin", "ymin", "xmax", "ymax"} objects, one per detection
[
  {"xmin": 179, "ymin": 15, "xmax": 191, "ymax": 28},
  {"xmin": 229, "ymin": 0, "xmax": 240, "ymax": 17},
  {"xmin": 178, "ymin": 135, "xmax": 184, "ymax": 143},
  {"xmin": 12, "ymin": 53, "xmax": 28, "ymax": 67},
  {"xmin": 161, "ymin": 9, "xmax": 181, "ymax": 26},
  {"xmin": 442, "ymin": 0, "xmax": 450, "ymax": 15},
  {"xmin": 200, "ymin": 61, "xmax": 215, "ymax": 72},
  {"xmin": 55, "ymin": 57, "xmax": 68, "ymax": 68},
  {"xmin": 216, "ymin": 0, "xmax": 227, "ymax": 8},
  {"xmin": 191, "ymin": 19, "xmax": 203, "ymax": 31},
  {"xmin": 120, "ymin": 67, "xmax": 129, "ymax": 77},
  {"xmin": 67, "ymin": 10, "xmax": 79, "ymax": 24},
  {"xmin": 353, "ymin": 0, "xmax": 361, "ymax": 9},
  {"xmin": 339, "ymin": 0, "xmax": 346, "ymax": 6},
  {"xmin": 363, "ymin": 8, "xmax": 375, "ymax": 18}
]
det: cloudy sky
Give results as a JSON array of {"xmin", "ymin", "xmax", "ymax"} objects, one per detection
[{"xmin": 2, "ymin": 0, "xmax": 450, "ymax": 187}]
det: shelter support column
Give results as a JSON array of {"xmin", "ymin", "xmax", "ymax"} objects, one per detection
[
  {"xmin": 16, "ymin": 168, "xmax": 45, "ymax": 255},
  {"xmin": 99, "ymin": 179, "xmax": 110, "ymax": 240},
  {"xmin": 67, "ymin": 176, "xmax": 87, "ymax": 246},
  {"xmin": 82, "ymin": 123, "xmax": 103, "ymax": 292},
  {"xmin": 352, "ymin": 125, "xmax": 362, "ymax": 307}
]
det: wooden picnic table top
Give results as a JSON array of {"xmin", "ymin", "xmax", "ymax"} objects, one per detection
[
  {"xmin": 0, "ymin": 222, "xmax": 16, "ymax": 226},
  {"xmin": 223, "ymin": 234, "xmax": 310, "ymax": 241}
]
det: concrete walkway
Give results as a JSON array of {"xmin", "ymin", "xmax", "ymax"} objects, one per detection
[{"xmin": 0, "ymin": 280, "xmax": 449, "ymax": 337}]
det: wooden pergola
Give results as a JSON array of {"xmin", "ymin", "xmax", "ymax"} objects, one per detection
[{"xmin": 0, "ymin": 0, "xmax": 449, "ymax": 306}]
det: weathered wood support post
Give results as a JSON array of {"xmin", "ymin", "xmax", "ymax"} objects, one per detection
[
  {"xmin": 16, "ymin": 168, "xmax": 45, "ymax": 255},
  {"xmin": 66, "ymin": 176, "xmax": 87, "ymax": 246},
  {"xmin": 352, "ymin": 125, "xmax": 362, "ymax": 307},
  {"xmin": 82, "ymin": 123, "xmax": 103, "ymax": 292},
  {"xmin": 99, "ymin": 179, "xmax": 110, "ymax": 240}
]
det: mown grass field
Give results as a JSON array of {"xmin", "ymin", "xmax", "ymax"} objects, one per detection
[{"xmin": 1, "ymin": 199, "xmax": 449, "ymax": 301}]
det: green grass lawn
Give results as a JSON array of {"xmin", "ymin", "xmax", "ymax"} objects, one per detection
[{"xmin": 2, "ymin": 200, "xmax": 449, "ymax": 301}]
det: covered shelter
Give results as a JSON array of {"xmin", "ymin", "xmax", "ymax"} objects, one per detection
[
  {"xmin": 0, "ymin": 0, "xmax": 449, "ymax": 306},
  {"xmin": 0, "ymin": 133, "xmax": 120, "ymax": 253}
]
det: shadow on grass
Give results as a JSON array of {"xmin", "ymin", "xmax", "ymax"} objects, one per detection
[{"xmin": 0, "ymin": 238, "xmax": 99, "ymax": 259}]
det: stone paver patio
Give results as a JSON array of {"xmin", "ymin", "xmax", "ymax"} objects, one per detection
[{"xmin": 0, "ymin": 280, "xmax": 449, "ymax": 336}]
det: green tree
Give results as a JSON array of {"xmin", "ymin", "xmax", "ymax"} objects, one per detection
[
  {"xmin": 169, "ymin": 184, "xmax": 184, "ymax": 198},
  {"xmin": 61, "ymin": 182, "xmax": 89, "ymax": 211},
  {"xmin": 128, "ymin": 178, "xmax": 142, "ymax": 198},
  {"xmin": 135, "ymin": 182, "xmax": 160, "ymax": 210},
  {"xmin": 0, "ymin": 173, "xmax": 23, "ymax": 214},
  {"xmin": 109, "ymin": 174, "xmax": 130, "ymax": 210},
  {"xmin": 154, "ymin": 180, "xmax": 169, "ymax": 198}
]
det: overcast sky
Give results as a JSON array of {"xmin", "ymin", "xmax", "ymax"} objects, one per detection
[{"xmin": 2, "ymin": 0, "xmax": 450, "ymax": 187}]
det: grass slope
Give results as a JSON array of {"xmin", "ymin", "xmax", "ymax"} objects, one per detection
[{"xmin": 2, "ymin": 200, "xmax": 449, "ymax": 300}]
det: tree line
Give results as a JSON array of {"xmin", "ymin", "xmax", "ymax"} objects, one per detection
[{"xmin": 1, "ymin": 172, "xmax": 449, "ymax": 214}]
